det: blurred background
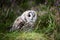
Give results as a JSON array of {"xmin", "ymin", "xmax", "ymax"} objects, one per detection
[{"xmin": 0, "ymin": 0, "xmax": 60, "ymax": 40}]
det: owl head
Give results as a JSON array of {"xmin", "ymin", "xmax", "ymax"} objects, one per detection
[{"xmin": 21, "ymin": 10, "xmax": 37, "ymax": 25}]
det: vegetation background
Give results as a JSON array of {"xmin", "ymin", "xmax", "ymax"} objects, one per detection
[{"xmin": 0, "ymin": 0, "xmax": 60, "ymax": 40}]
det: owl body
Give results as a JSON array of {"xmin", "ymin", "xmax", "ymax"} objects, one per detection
[{"xmin": 10, "ymin": 10, "xmax": 37, "ymax": 32}]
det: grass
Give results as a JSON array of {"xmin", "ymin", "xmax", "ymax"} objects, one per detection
[
  {"xmin": 0, "ymin": 4, "xmax": 57, "ymax": 40},
  {"xmin": 1, "ymin": 32, "xmax": 48, "ymax": 40}
]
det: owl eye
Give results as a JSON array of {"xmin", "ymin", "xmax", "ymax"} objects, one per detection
[{"xmin": 28, "ymin": 14, "xmax": 31, "ymax": 17}]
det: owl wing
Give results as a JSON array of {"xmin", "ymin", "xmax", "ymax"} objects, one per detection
[{"xmin": 10, "ymin": 17, "xmax": 25, "ymax": 32}]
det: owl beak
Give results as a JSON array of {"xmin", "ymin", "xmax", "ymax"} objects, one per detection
[{"xmin": 31, "ymin": 17, "xmax": 33, "ymax": 20}]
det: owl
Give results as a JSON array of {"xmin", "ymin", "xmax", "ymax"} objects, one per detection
[{"xmin": 10, "ymin": 10, "xmax": 37, "ymax": 32}]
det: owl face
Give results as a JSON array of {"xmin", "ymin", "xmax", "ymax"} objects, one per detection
[{"xmin": 21, "ymin": 10, "xmax": 37, "ymax": 24}]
